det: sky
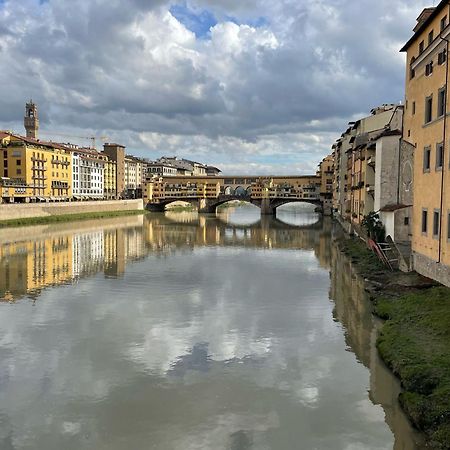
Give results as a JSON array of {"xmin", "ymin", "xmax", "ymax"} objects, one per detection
[{"xmin": 0, "ymin": 0, "xmax": 432, "ymax": 174}]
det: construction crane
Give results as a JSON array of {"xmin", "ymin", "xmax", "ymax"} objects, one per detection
[{"xmin": 38, "ymin": 131, "xmax": 109, "ymax": 149}]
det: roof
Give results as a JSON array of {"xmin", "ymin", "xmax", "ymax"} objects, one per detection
[
  {"xmin": 380, "ymin": 203, "xmax": 412, "ymax": 212},
  {"xmin": 400, "ymin": 3, "xmax": 446, "ymax": 52}
]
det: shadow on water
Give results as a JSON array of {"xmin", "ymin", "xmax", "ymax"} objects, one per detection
[{"xmin": 0, "ymin": 204, "xmax": 425, "ymax": 449}]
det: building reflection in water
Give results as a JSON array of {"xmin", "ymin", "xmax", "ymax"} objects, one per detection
[
  {"xmin": 329, "ymin": 240, "xmax": 425, "ymax": 450},
  {"xmin": 0, "ymin": 209, "xmax": 330, "ymax": 303}
]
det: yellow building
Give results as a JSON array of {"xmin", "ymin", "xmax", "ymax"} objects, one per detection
[
  {"xmin": 0, "ymin": 133, "xmax": 72, "ymax": 203},
  {"xmin": 402, "ymin": 1, "xmax": 450, "ymax": 285},
  {"xmin": 103, "ymin": 157, "xmax": 117, "ymax": 199}
]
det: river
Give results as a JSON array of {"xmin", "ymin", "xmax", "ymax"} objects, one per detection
[{"xmin": 0, "ymin": 204, "xmax": 424, "ymax": 450}]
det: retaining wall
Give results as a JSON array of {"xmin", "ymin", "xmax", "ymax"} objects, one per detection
[{"xmin": 0, "ymin": 199, "xmax": 144, "ymax": 221}]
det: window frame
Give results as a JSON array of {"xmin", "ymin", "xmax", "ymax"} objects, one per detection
[
  {"xmin": 425, "ymin": 95, "xmax": 433, "ymax": 124},
  {"xmin": 436, "ymin": 142, "xmax": 444, "ymax": 170},
  {"xmin": 424, "ymin": 146, "xmax": 431, "ymax": 172},
  {"xmin": 433, "ymin": 209, "xmax": 441, "ymax": 238},
  {"xmin": 422, "ymin": 209, "xmax": 428, "ymax": 235}
]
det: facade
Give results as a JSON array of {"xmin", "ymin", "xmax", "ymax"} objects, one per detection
[
  {"xmin": 104, "ymin": 157, "xmax": 117, "ymax": 199},
  {"xmin": 146, "ymin": 162, "xmax": 178, "ymax": 177},
  {"xmin": 402, "ymin": 1, "xmax": 450, "ymax": 285},
  {"xmin": 103, "ymin": 143, "xmax": 126, "ymax": 198},
  {"xmin": 318, "ymin": 154, "xmax": 334, "ymax": 213},
  {"xmin": 71, "ymin": 148, "xmax": 105, "ymax": 200},
  {"xmin": 0, "ymin": 133, "xmax": 72, "ymax": 203},
  {"xmin": 332, "ymin": 105, "xmax": 404, "ymax": 225}
]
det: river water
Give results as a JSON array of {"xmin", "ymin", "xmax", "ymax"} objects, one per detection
[{"xmin": 0, "ymin": 204, "xmax": 424, "ymax": 450}]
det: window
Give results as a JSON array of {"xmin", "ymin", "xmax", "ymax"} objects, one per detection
[
  {"xmin": 438, "ymin": 50, "xmax": 447, "ymax": 65},
  {"xmin": 447, "ymin": 212, "xmax": 450, "ymax": 240},
  {"xmin": 422, "ymin": 209, "xmax": 428, "ymax": 234},
  {"xmin": 424, "ymin": 146, "xmax": 431, "ymax": 171},
  {"xmin": 438, "ymin": 87, "xmax": 446, "ymax": 117},
  {"xmin": 16, "ymin": 159, "xmax": 21, "ymax": 166},
  {"xmin": 419, "ymin": 41, "xmax": 425, "ymax": 54},
  {"xmin": 429, "ymin": 30, "xmax": 434, "ymax": 46},
  {"xmin": 412, "ymin": 101, "xmax": 416, "ymax": 115},
  {"xmin": 16, "ymin": 169, "xmax": 21, "ymax": 175},
  {"xmin": 425, "ymin": 96, "xmax": 433, "ymax": 123},
  {"xmin": 425, "ymin": 61, "xmax": 434, "ymax": 76},
  {"xmin": 441, "ymin": 15, "xmax": 448, "ymax": 31},
  {"xmin": 437, "ymin": 142, "xmax": 444, "ymax": 169},
  {"xmin": 433, "ymin": 210, "xmax": 440, "ymax": 237},
  {"xmin": 404, "ymin": 217, "xmax": 410, "ymax": 226}
]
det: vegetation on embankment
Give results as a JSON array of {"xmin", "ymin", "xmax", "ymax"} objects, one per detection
[
  {"xmin": 376, "ymin": 289, "xmax": 450, "ymax": 449},
  {"xmin": 337, "ymin": 234, "xmax": 450, "ymax": 449},
  {"xmin": 0, "ymin": 209, "xmax": 145, "ymax": 228}
]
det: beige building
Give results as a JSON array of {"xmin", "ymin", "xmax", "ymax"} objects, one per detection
[
  {"xmin": 332, "ymin": 105, "xmax": 404, "ymax": 226},
  {"xmin": 103, "ymin": 143, "xmax": 126, "ymax": 199},
  {"xmin": 402, "ymin": 1, "xmax": 450, "ymax": 285}
]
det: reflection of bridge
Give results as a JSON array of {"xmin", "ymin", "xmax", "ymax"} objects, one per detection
[{"xmin": 144, "ymin": 175, "xmax": 331, "ymax": 215}]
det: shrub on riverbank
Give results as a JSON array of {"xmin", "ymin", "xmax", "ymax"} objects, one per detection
[{"xmin": 376, "ymin": 288, "xmax": 450, "ymax": 449}]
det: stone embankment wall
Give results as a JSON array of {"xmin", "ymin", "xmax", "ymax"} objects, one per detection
[{"xmin": 0, "ymin": 199, "xmax": 144, "ymax": 221}]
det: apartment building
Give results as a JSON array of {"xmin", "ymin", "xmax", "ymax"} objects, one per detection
[
  {"xmin": 72, "ymin": 148, "xmax": 105, "ymax": 200},
  {"xmin": 402, "ymin": 1, "xmax": 450, "ymax": 285},
  {"xmin": 332, "ymin": 105, "xmax": 404, "ymax": 226},
  {"xmin": 0, "ymin": 133, "xmax": 72, "ymax": 203},
  {"xmin": 103, "ymin": 143, "xmax": 126, "ymax": 199}
]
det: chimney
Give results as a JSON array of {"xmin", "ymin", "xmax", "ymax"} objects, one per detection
[{"xmin": 414, "ymin": 7, "xmax": 436, "ymax": 32}]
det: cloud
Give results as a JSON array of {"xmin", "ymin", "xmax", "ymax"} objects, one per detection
[{"xmin": 0, "ymin": 0, "xmax": 431, "ymax": 172}]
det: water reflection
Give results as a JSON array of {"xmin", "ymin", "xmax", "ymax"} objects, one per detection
[{"xmin": 0, "ymin": 206, "xmax": 423, "ymax": 449}]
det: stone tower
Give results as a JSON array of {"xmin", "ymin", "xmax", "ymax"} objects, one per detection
[{"xmin": 24, "ymin": 100, "xmax": 39, "ymax": 139}]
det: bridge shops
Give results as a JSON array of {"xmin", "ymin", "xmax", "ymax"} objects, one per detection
[{"xmin": 143, "ymin": 175, "xmax": 330, "ymax": 215}]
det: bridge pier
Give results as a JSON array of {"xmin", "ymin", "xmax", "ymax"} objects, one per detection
[
  {"xmin": 197, "ymin": 198, "xmax": 217, "ymax": 214},
  {"xmin": 146, "ymin": 203, "xmax": 166, "ymax": 212},
  {"xmin": 260, "ymin": 198, "xmax": 275, "ymax": 215}
]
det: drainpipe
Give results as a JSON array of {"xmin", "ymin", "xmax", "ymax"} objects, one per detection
[{"xmin": 438, "ymin": 15, "xmax": 450, "ymax": 263}]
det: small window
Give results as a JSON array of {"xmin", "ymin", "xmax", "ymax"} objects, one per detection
[
  {"xmin": 438, "ymin": 87, "xmax": 446, "ymax": 117},
  {"xmin": 419, "ymin": 41, "xmax": 425, "ymax": 54},
  {"xmin": 437, "ymin": 143, "xmax": 444, "ymax": 169},
  {"xmin": 404, "ymin": 217, "xmax": 410, "ymax": 226},
  {"xmin": 433, "ymin": 210, "xmax": 440, "ymax": 237},
  {"xmin": 412, "ymin": 101, "xmax": 416, "ymax": 115},
  {"xmin": 422, "ymin": 209, "xmax": 428, "ymax": 234},
  {"xmin": 16, "ymin": 169, "xmax": 21, "ymax": 175},
  {"xmin": 425, "ymin": 61, "xmax": 434, "ymax": 76},
  {"xmin": 429, "ymin": 30, "xmax": 434, "ymax": 46},
  {"xmin": 441, "ymin": 15, "xmax": 448, "ymax": 31},
  {"xmin": 16, "ymin": 159, "xmax": 21, "ymax": 166},
  {"xmin": 424, "ymin": 146, "xmax": 431, "ymax": 171},
  {"xmin": 447, "ymin": 212, "xmax": 450, "ymax": 240},
  {"xmin": 425, "ymin": 96, "xmax": 433, "ymax": 123},
  {"xmin": 438, "ymin": 50, "xmax": 447, "ymax": 65}
]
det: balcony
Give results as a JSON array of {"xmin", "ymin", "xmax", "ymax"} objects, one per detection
[{"xmin": 31, "ymin": 157, "xmax": 47, "ymax": 163}]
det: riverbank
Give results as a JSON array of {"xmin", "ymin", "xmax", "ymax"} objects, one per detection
[
  {"xmin": 0, "ymin": 209, "xmax": 145, "ymax": 228},
  {"xmin": 337, "ymin": 235, "xmax": 450, "ymax": 449}
]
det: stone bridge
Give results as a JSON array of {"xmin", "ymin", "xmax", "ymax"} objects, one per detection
[
  {"xmin": 146, "ymin": 194, "xmax": 323, "ymax": 215},
  {"xmin": 144, "ymin": 175, "xmax": 330, "ymax": 216}
]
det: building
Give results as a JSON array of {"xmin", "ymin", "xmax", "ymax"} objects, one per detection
[
  {"xmin": 103, "ymin": 143, "xmax": 126, "ymax": 198},
  {"xmin": 24, "ymin": 101, "xmax": 39, "ymax": 139},
  {"xmin": 332, "ymin": 105, "xmax": 404, "ymax": 226},
  {"xmin": 317, "ymin": 154, "xmax": 334, "ymax": 213},
  {"xmin": 157, "ymin": 157, "xmax": 207, "ymax": 176},
  {"xmin": 0, "ymin": 133, "xmax": 72, "ymax": 203},
  {"xmin": 206, "ymin": 166, "xmax": 222, "ymax": 176},
  {"xmin": 71, "ymin": 148, "xmax": 105, "ymax": 200},
  {"xmin": 146, "ymin": 161, "xmax": 178, "ymax": 177},
  {"xmin": 401, "ymin": 1, "xmax": 450, "ymax": 285},
  {"xmin": 103, "ymin": 157, "xmax": 117, "ymax": 199}
]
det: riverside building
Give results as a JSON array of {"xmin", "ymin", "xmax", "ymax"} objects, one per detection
[{"xmin": 402, "ymin": 1, "xmax": 450, "ymax": 285}]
